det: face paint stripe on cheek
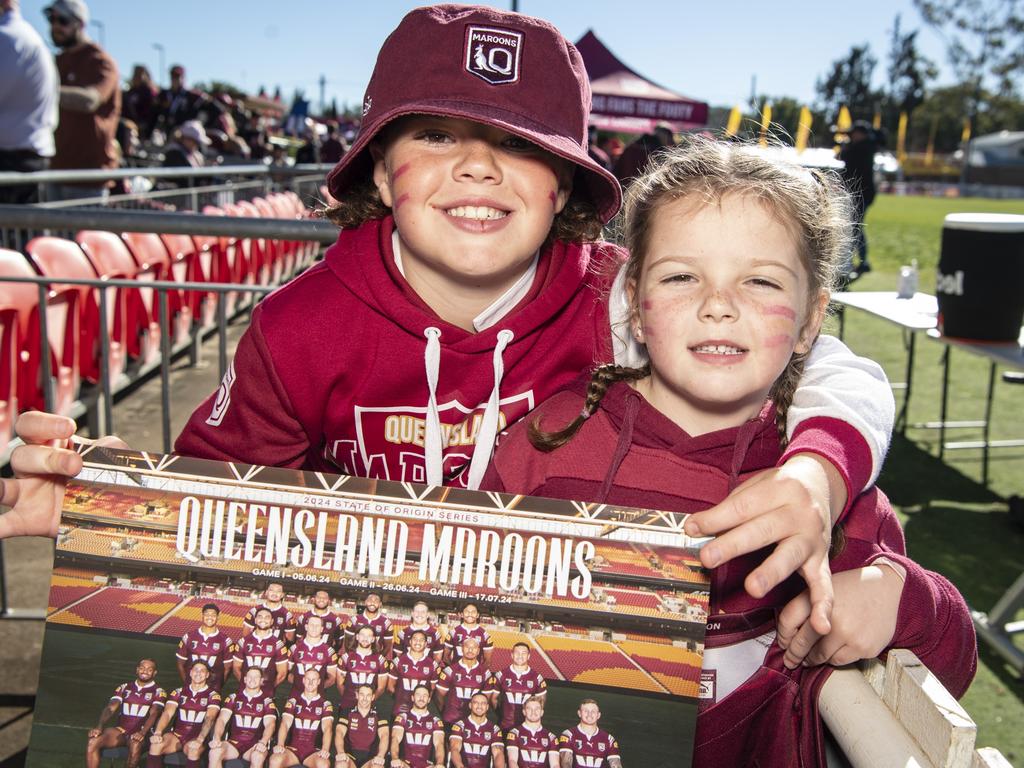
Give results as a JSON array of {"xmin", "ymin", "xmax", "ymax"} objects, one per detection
[
  {"xmin": 764, "ymin": 334, "xmax": 795, "ymax": 348},
  {"xmin": 548, "ymin": 190, "xmax": 557, "ymax": 209},
  {"xmin": 392, "ymin": 162, "xmax": 411, "ymax": 181},
  {"xmin": 393, "ymin": 192, "xmax": 410, "ymax": 211},
  {"xmin": 761, "ymin": 304, "xmax": 797, "ymax": 321}
]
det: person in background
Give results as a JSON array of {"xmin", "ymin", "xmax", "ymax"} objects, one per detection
[
  {"xmin": 586, "ymin": 125, "xmax": 612, "ymax": 173},
  {"xmin": 123, "ymin": 64, "xmax": 157, "ymax": 138},
  {"xmin": 319, "ymin": 122, "xmax": 347, "ymax": 164},
  {"xmin": 613, "ymin": 121, "xmax": 674, "ymax": 187},
  {"xmin": 0, "ymin": 0, "xmax": 58, "ymax": 204},
  {"xmin": 44, "ymin": 0, "xmax": 120, "ymax": 201},
  {"xmin": 163, "ymin": 119, "xmax": 210, "ymax": 169},
  {"xmin": 839, "ymin": 120, "xmax": 880, "ymax": 279},
  {"xmin": 155, "ymin": 63, "xmax": 200, "ymax": 132}
]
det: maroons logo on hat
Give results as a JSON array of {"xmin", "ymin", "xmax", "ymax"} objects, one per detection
[{"xmin": 464, "ymin": 25, "xmax": 523, "ymax": 85}]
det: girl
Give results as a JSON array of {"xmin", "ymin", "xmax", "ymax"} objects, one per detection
[{"xmin": 483, "ymin": 137, "xmax": 976, "ymax": 767}]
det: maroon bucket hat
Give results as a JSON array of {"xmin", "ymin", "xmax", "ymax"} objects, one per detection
[{"xmin": 325, "ymin": 3, "xmax": 621, "ymax": 224}]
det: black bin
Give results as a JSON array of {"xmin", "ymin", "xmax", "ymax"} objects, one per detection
[{"xmin": 936, "ymin": 213, "xmax": 1024, "ymax": 342}]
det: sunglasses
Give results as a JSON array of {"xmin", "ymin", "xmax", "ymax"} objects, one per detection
[{"xmin": 45, "ymin": 11, "xmax": 75, "ymax": 26}]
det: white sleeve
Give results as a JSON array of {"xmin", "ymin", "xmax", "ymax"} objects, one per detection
[{"xmin": 787, "ymin": 334, "xmax": 894, "ymax": 487}]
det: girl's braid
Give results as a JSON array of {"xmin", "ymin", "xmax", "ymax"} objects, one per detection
[{"xmin": 528, "ymin": 363, "xmax": 650, "ymax": 452}]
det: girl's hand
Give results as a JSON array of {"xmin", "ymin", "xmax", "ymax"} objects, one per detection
[
  {"xmin": 777, "ymin": 563, "xmax": 904, "ymax": 669},
  {"xmin": 684, "ymin": 454, "xmax": 843, "ymax": 635},
  {"xmin": 0, "ymin": 412, "xmax": 127, "ymax": 539}
]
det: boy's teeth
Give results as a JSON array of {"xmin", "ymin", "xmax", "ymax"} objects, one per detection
[
  {"xmin": 446, "ymin": 206, "xmax": 508, "ymax": 220},
  {"xmin": 693, "ymin": 344, "xmax": 744, "ymax": 355}
]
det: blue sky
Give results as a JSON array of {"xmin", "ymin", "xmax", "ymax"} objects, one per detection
[{"xmin": 20, "ymin": 0, "xmax": 957, "ymax": 111}]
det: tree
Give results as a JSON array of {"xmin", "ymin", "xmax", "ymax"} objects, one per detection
[
  {"xmin": 815, "ymin": 44, "xmax": 883, "ymax": 137},
  {"xmin": 885, "ymin": 14, "xmax": 937, "ymax": 128},
  {"xmin": 913, "ymin": 0, "xmax": 1024, "ymax": 99}
]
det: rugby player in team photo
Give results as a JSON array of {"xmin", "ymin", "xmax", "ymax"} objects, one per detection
[
  {"xmin": 334, "ymin": 684, "xmax": 391, "ymax": 768},
  {"xmin": 298, "ymin": 590, "xmax": 344, "ymax": 646},
  {"xmin": 146, "ymin": 660, "xmax": 221, "ymax": 768},
  {"xmin": 443, "ymin": 604, "xmax": 493, "ymax": 665},
  {"xmin": 176, "ymin": 603, "xmax": 233, "ymax": 691},
  {"xmin": 85, "ymin": 658, "xmax": 165, "ymax": 768},
  {"xmin": 345, "ymin": 593, "xmax": 393, "ymax": 656},
  {"xmin": 235, "ymin": 606, "xmax": 291, "ymax": 698},
  {"xmin": 394, "ymin": 602, "xmax": 444, "ymax": 660},
  {"xmin": 289, "ymin": 615, "xmax": 339, "ymax": 696},
  {"xmin": 449, "ymin": 694, "xmax": 505, "ymax": 768},
  {"xmin": 208, "ymin": 667, "xmax": 278, "ymax": 768},
  {"xmin": 557, "ymin": 701, "xmax": 621, "ymax": 768},
  {"xmin": 389, "ymin": 686, "xmax": 446, "ymax": 768},
  {"xmin": 435, "ymin": 638, "xmax": 497, "ymax": 730},
  {"xmin": 505, "ymin": 697, "xmax": 560, "ymax": 768},
  {"xmin": 337, "ymin": 625, "xmax": 389, "ymax": 710},
  {"xmin": 493, "ymin": 643, "xmax": 547, "ymax": 731},
  {"xmin": 388, "ymin": 629, "xmax": 441, "ymax": 717},
  {"xmin": 272, "ymin": 669, "xmax": 335, "ymax": 768}
]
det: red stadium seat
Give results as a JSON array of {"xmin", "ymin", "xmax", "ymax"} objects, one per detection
[
  {"xmin": 234, "ymin": 200, "xmax": 279, "ymax": 284},
  {"xmin": 0, "ymin": 248, "xmax": 79, "ymax": 424},
  {"xmin": 120, "ymin": 232, "xmax": 191, "ymax": 352},
  {"xmin": 160, "ymin": 233, "xmax": 215, "ymax": 326},
  {"xmin": 29, "ymin": 236, "xmax": 126, "ymax": 388},
  {"xmin": 252, "ymin": 196, "xmax": 295, "ymax": 279}
]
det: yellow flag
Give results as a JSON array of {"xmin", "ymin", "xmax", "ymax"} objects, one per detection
[
  {"xmin": 897, "ymin": 111, "xmax": 908, "ymax": 162},
  {"xmin": 837, "ymin": 106, "xmax": 852, "ymax": 132},
  {"xmin": 925, "ymin": 115, "xmax": 938, "ymax": 165},
  {"xmin": 759, "ymin": 104, "xmax": 772, "ymax": 147},
  {"xmin": 725, "ymin": 105, "xmax": 742, "ymax": 137},
  {"xmin": 961, "ymin": 118, "xmax": 971, "ymax": 143},
  {"xmin": 873, "ymin": 111, "xmax": 882, "ymax": 129},
  {"xmin": 795, "ymin": 107, "xmax": 813, "ymax": 154}
]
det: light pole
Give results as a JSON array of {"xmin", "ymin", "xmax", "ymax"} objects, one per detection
[
  {"xmin": 90, "ymin": 19, "xmax": 105, "ymax": 47},
  {"xmin": 152, "ymin": 43, "xmax": 165, "ymax": 86}
]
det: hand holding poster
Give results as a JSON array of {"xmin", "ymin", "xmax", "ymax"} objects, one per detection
[{"xmin": 28, "ymin": 446, "xmax": 709, "ymax": 767}]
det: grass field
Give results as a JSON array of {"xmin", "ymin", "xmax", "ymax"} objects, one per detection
[
  {"xmin": 834, "ymin": 193, "xmax": 1024, "ymax": 764},
  {"xmin": 27, "ymin": 626, "xmax": 695, "ymax": 768}
]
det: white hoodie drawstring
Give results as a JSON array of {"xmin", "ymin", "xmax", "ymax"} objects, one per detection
[
  {"xmin": 423, "ymin": 327, "xmax": 443, "ymax": 486},
  {"xmin": 466, "ymin": 329, "xmax": 514, "ymax": 490},
  {"xmin": 421, "ymin": 327, "xmax": 514, "ymax": 490}
]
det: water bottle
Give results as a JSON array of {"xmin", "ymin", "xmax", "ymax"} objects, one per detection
[{"xmin": 897, "ymin": 259, "xmax": 919, "ymax": 299}]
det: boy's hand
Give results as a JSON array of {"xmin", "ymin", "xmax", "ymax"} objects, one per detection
[
  {"xmin": 683, "ymin": 454, "xmax": 842, "ymax": 636},
  {"xmin": 0, "ymin": 412, "xmax": 127, "ymax": 539},
  {"xmin": 777, "ymin": 563, "xmax": 904, "ymax": 669}
]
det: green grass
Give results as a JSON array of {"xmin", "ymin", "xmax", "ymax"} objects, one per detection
[
  {"xmin": 835, "ymin": 192, "xmax": 1024, "ymax": 764},
  {"xmin": 28, "ymin": 627, "xmax": 695, "ymax": 768}
]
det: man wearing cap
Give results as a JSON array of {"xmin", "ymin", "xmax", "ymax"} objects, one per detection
[
  {"xmin": 0, "ymin": 0, "xmax": 59, "ymax": 204},
  {"xmin": 839, "ymin": 119, "xmax": 880, "ymax": 278},
  {"xmin": 44, "ymin": 0, "xmax": 120, "ymax": 200},
  {"xmin": 155, "ymin": 64, "xmax": 201, "ymax": 132}
]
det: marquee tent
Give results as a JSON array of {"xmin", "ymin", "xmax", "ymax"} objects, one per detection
[{"xmin": 575, "ymin": 30, "xmax": 708, "ymax": 133}]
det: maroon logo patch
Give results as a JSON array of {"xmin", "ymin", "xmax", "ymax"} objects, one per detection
[{"xmin": 465, "ymin": 25, "xmax": 522, "ymax": 85}]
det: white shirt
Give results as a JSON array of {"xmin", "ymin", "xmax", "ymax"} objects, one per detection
[{"xmin": 0, "ymin": 8, "xmax": 59, "ymax": 155}]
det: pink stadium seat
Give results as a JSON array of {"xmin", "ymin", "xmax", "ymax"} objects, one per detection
[
  {"xmin": 234, "ymin": 200, "xmax": 279, "ymax": 284},
  {"xmin": 252, "ymin": 196, "xmax": 295, "ymax": 278},
  {"xmin": 120, "ymin": 232, "xmax": 191, "ymax": 351},
  {"xmin": 29, "ymin": 236, "xmax": 126, "ymax": 388},
  {"xmin": 160, "ymin": 232, "xmax": 214, "ymax": 325},
  {"xmin": 0, "ymin": 248, "xmax": 79, "ymax": 423}
]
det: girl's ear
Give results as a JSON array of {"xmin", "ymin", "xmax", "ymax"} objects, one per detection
[
  {"xmin": 370, "ymin": 143, "xmax": 394, "ymax": 208},
  {"xmin": 553, "ymin": 166, "xmax": 573, "ymax": 215},
  {"xmin": 795, "ymin": 289, "xmax": 829, "ymax": 354},
  {"xmin": 626, "ymin": 278, "xmax": 644, "ymax": 342}
]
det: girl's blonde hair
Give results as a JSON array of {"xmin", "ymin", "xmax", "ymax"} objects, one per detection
[{"xmin": 530, "ymin": 135, "xmax": 854, "ymax": 451}]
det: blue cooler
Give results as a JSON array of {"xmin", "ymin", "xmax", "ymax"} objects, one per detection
[{"xmin": 936, "ymin": 213, "xmax": 1024, "ymax": 342}]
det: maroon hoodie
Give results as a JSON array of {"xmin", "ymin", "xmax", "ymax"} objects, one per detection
[
  {"xmin": 176, "ymin": 216, "xmax": 879, "ymax": 494},
  {"xmin": 483, "ymin": 380, "xmax": 976, "ymax": 768}
]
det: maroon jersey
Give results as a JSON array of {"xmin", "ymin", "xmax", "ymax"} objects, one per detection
[
  {"xmin": 338, "ymin": 707, "xmax": 387, "ymax": 754},
  {"xmin": 493, "ymin": 667, "xmax": 547, "ymax": 730},
  {"xmin": 111, "ymin": 681, "xmax": 166, "ymax": 735},
  {"xmin": 436, "ymin": 660, "xmax": 497, "ymax": 725},
  {"xmin": 557, "ymin": 727, "xmax": 620, "ymax": 768},
  {"xmin": 288, "ymin": 637, "xmax": 338, "ymax": 696},
  {"xmin": 345, "ymin": 612, "xmax": 393, "ymax": 644},
  {"xmin": 506, "ymin": 724, "xmax": 558, "ymax": 768},
  {"xmin": 389, "ymin": 652, "xmax": 440, "ymax": 715},
  {"xmin": 444, "ymin": 624, "xmax": 492, "ymax": 659},
  {"xmin": 338, "ymin": 649, "xmax": 388, "ymax": 710},
  {"xmin": 297, "ymin": 609, "xmax": 343, "ymax": 645},
  {"xmin": 395, "ymin": 622, "xmax": 444, "ymax": 655},
  {"xmin": 233, "ymin": 632, "xmax": 289, "ymax": 697},
  {"xmin": 284, "ymin": 694, "xmax": 333, "ymax": 760},
  {"xmin": 222, "ymin": 690, "xmax": 276, "ymax": 749},
  {"xmin": 395, "ymin": 710, "xmax": 444, "ymax": 768},
  {"xmin": 168, "ymin": 685, "xmax": 221, "ymax": 742},
  {"xmin": 450, "ymin": 717, "xmax": 504, "ymax": 768},
  {"xmin": 176, "ymin": 628, "xmax": 233, "ymax": 689},
  {"xmin": 243, "ymin": 603, "xmax": 293, "ymax": 638}
]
